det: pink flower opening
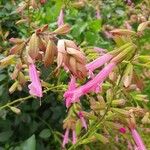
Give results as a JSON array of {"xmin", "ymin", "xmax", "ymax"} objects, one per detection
[
  {"xmin": 57, "ymin": 8, "xmax": 64, "ymax": 27},
  {"xmin": 78, "ymin": 112, "xmax": 87, "ymax": 130},
  {"xmin": 65, "ymin": 76, "xmax": 78, "ymax": 108},
  {"xmin": 28, "ymin": 63, "xmax": 43, "ymax": 98},
  {"xmin": 131, "ymin": 128, "xmax": 146, "ymax": 150},
  {"xmin": 119, "ymin": 127, "xmax": 126, "ymax": 134}
]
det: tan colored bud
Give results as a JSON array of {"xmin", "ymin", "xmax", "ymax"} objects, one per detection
[
  {"xmin": 10, "ymin": 43, "xmax": 25, "ymax": 54},
  {"xmin": 18, "ymin": 72, "xmax": 26, "ymax": 85},
  {"xmin": 142, "ymin": 112, "xmax": 150, "ymax": 124},
  {"xmin": 68, "ymin": 56, "xmax": 77, "ymax": 75},
  {"xmin": 110, "ymin": 29, "xmax": 136, "ymax": 36},
  {"xmin": 76, "ymin": 62, "xmax": 87, "ymax": 79},
  {"xmin": 72, "ymin": 1, "xmax": 85, "ymax": 8},
  {"xmin": 112, "ymin": 108, "xmax": 130, "ymax": 117},
  {"xmin": 106, "ymin": 89, "xmax": 113, "ymax": 103},
  {"xmin": 16, "ymin": 19, "xmax": 28, "ymax": 25},
  {"xmin": 17, "ymin": 84, "xmax": 22, "ymax": 91},
  {"xmin": 41, "ymin": 24, "xmax": 49, "ymax": 32},
  {"xmin": 112, "ymin": 99, "xmax": 126, "ymax": 107},
  {"xmin": 28, "ymin": 33, "xmax": 39, "ymax": 59},
  {"xmin": 44, "ymin": 40, "xmax": 57, "ymax": 67},
  {"xmin": 0, "ymin": 55, "xmax": 15, "ymax": 67},
  {"xmin": 11, "ymin": 68, "xmax": 19, "ymax": 80},
  {"xmin": 16, "ymin": 2, "xmax": 27, "ymax": 13},
  {"xmin": 10, "ymin": 106, "xmax": 21, "ymax": 114},
  {"xmin": 9, "ymin": 81, "xmax": 19, "ymax": 94},
  {"xmin": 30, "ymin": 0, "xmax": 38, "ymax": 9},
  {"xmin": 122, "ymin": 63, "xmax": 133, "ymax": 87},
  {"xmin": 66, "ymin": 47, "xmax": 86, "ymax": 64},
  {"xmin": 53, "ymin": 24, "xmax": 71, "ymax": 35},
  {"xmin": 39, "ymin": 38, "xmax": 46, "ymax": 51},
  {"xmin": 64, "ymin": 40, "xmax": 78, "ymax": 49},
  {"xmin": 137, "ymin": 21, "xmax": 150, "ymax": 32},
  {"xmin": 9, "ymin": 38, "xmax": 24, "ymax": 44},
  {"xmin": 109, "ymin": 71, "xmax": 117, "ymax": 81},
  {"xmin": 57, "ymin": 40, "xmax": 67, "ymax": 68}
]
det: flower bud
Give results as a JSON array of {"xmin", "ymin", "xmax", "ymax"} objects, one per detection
[
  {"xmin": 28, "ymin": 33, "xmax": 39, "ymax": 59},
  {"xmin": 10, "ymin": 106, "xmax": 21, "ymax": 114},
  {"xmin": 9, "ymin": 81, "xmax": 19, "ymax": 94},
  {"xmin": 44, "ymin": 40, "xmax": 57, "ymax": 67},
  {"xmin": 53, "ymin": 24, "xmax": 71, "ymax": 35},
  {"xmin": 142, "ymin": 112, "xmax": 150, "ymax": 124},
  {"xmin": 112, "ymin": 99, "xmax": 126, "ymax": 107}
]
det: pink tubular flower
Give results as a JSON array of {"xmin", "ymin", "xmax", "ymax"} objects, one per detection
[
  {"xmin": 72, "ymin": 130, "xmax": 77, "ymax": 144},
  {"xmin": 64, "ymin": 62, "xmax": 116, "ymax": 104},
  {"xmin": 119, "ymin": 127, "xmax": 126, "ymax": 134},
  {"xmin": 65, "ymin": 76, "xmax": 78, "ymax": 108},
  {"xmin": 57, "ymin": 8, "xmax": 64, "ymax": 27},
  {"xmin": 28, "ymin": 63, "xmax": 42, "ymax": 97},
  {"xmin": 78, "ymin": 112, "xmax": 87, "ymax": 130},
  {"xmin": 131, "ymin": 128, "xmax": 146, "ymax": 150},
  {"xmin": 62, "ymin": 129, "xmax": 77, "ymax": 147},
  {"xmin": 86, "ymin": 53, "xmax": 113, "ymax": 73},
  {"xmin": 62, "ymin": 128, "xmax": 69, "ymax": 147}
]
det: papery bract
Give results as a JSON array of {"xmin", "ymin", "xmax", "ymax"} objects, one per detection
[{"xmin": 28, "ymin": 63, "xmax": 42, "ymax": 97}]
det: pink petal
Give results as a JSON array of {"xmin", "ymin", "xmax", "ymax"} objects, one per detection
[
  {"xmin": 72, "ymin": 130, "xmax": 77, "ymax": 144},
  {"xmin": 28, "ymin": 63, "xmax": 42, "ymax": 97},
  {"xmin": 86, "ymin": 53, "xmax": 113, "ymax": 72},
  {"xmin": 131, "ymin": 128, "xmax": 146, "ymax": 150},
  {"xmin": 63, "ymin": 128, "xmax": 69, "ymax": 147},
  {"xmin": 57, "ymin": 9, "xmax": 64, "ymax": 27}
]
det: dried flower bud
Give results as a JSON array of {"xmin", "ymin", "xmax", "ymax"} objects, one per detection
[
  {"xmin": 110, "ymin": 29, "xmax": 136, "ymax": 36},
  {"xmin": 44, "ymin": 40, "xmax": 57, "ymax": 67},
  {"xmin": 10, "ymin": 43, "xmax": 25, "ymax": 54},
  {"xmin": 137, "ymin": 21, "xmax": 150, "ymax": 32},
  {"xmin": 28, "ymin": 33, "xmax": 39, "ymax": 59},
  {"xmin": 142, "ymin": 112, "xmax": 150, "ymax": 124},
  {"xmin": 9, "ymin": 38, "xmax": 24, "ymax": 44},
  {"xmin": 30, "ymin": 0, "xmax": 38, "ymax": 9},
  {"xmin": 53, "ymin": 24, "xmax": 71, "ymax": 35},
  {"xmin": 18, "ymin": 72, "xmax": 26, "ymax": 85}
]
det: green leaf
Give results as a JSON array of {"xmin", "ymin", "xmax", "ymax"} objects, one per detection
[
  {"xmin": 85, "ymin": 31, "xmax": 99, "ymax": 45},
  {"xmin": 0, "ymin": 130, "xmax": 13, "ymax": 142},
  {"xmin": 20, "ymin": 135, "xmax": 36, "ymax": 150},
  {"xmin": 88, "ymin": 19, "xmax": 102, "ymax": 32},
  {"xmin": 39, "ymin": 129, "xmax": 51, "ymax": 139}
]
